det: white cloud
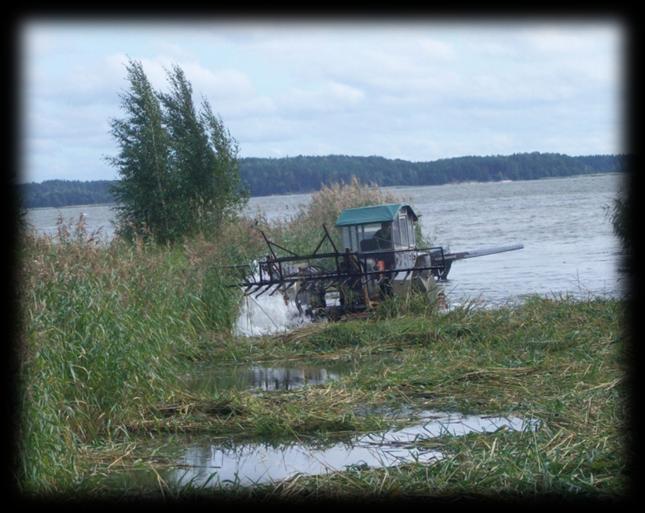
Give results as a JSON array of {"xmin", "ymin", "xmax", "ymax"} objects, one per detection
[
  {"xmin": 20, "ymin": 21, "xmax": 624, "ymax": 183},
  {"xmin": 521, "ymin": 25, "xmax": 610, "ymax": 54},
  {"xmin": 417, "ymin": 37, "xmax": 456, "ymax": 60},
  {"xmin": 275, "ymin": 81, "xmax": 365, "ymax": 115}
]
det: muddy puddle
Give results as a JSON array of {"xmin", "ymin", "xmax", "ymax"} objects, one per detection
[{"xmin": 106, "ymin": 410, "xmax": 539, "ymax": 490}]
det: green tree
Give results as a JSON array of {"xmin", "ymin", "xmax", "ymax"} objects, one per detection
[
  {"xmin": 108, "ymin": 60, "xmax": 246, "ymax": 242},
  {"xmin": 108, "ymin": 59, "xmax": 175, "ymax": 242},
  {"xmin": 200, "ymin": 98, "xmax": 248, "ymax": 226},
  {"xmin": 157, "ymin": 64, "xmax": 211, "ymax": 237},
  {"xmin": 158, "ymin": 65, "xmax": 247, "ymax": 237}
]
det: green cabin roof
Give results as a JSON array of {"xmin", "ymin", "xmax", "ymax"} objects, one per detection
[{"xmin": 335, "ymin": 203, "xmax": 418, "ymax": 227}]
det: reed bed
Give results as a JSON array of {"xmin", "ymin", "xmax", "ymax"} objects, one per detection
[
  {"xmin": 16, "ymin": 179, "xmax": 408, "ymax": 495},
  {"xmin": 16, "ymin": 216, "xmax": 247, "ymax": 494}
]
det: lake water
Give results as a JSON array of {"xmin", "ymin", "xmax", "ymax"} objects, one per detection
[
  {"xmin": 184, "ymin": 353, "xmax": 404, "ymax": 394},
  {"xmin": 25, "ymin": 173, "xmax": 627, "ymax": 315}
]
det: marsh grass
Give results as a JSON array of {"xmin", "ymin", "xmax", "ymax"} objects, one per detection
[
  {"xmin": 272, "ymin": 300, "xmax": 626, "ymax": 499},
  {"xmin": 265, "ymin": 296, "xmax": 628, "ymax": 498},
  {"xmin": 16, "ymin": 215, "xmax": 250, "ymax": 494},
  {"xmin": 70, "ymin": 294, "xmax": 628, "ymax": 499},
  {"xmin": 371, "ymin": 286, "xmax": 445, "ymax": 319}
]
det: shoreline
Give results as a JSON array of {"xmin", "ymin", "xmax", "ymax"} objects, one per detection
[{"xmin": 23, "ymin": 171, "xmax": 623, "ymax": 210}]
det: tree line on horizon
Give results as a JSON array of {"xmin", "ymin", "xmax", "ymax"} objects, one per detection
[{"xmin": 18, "ymin": 152, "xmax": 628, "ymax": 210}]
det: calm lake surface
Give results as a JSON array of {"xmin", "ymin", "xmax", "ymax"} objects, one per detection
[{"xmin": 26, "ymin": 173, "xmax": 627, "ymax": 311}]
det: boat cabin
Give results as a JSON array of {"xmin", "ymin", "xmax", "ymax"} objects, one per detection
[{"xmin": 335, "ymin": 203, "xmax": 419, "ymax": 253}]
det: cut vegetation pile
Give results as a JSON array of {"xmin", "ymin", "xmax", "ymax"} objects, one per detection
[{"xmin": 70, "ymin": 296, "xmax": 629, "ymax": 499}]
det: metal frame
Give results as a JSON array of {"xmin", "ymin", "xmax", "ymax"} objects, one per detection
[
  {"xmin": 232, "ymin": 226, "xmax": 448, "ymax": 306},
  {"xmin": 226, "ymin": 221, "xmax": 522, "ymax": 318}
]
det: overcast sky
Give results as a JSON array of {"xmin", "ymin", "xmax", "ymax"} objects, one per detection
[{"xmin": 19, "ymin": 18, "xmax": 625, "ymax": 184}]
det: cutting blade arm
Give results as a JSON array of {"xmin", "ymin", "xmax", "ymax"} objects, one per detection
[{"xmin": 442, "ymin": 243, "xmax": 524, "ymax": 261}]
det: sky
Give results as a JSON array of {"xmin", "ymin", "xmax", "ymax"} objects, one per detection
[{"xmin": 19, "ymin": 18, "xmax": 625, "ymax": 184}]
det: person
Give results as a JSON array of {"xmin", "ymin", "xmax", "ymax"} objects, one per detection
[
  {"xmin": 373, "ymin": 222, "xmax": 392, "ymax": 249},
  {"xmin": 373, "ymin": 222, "xmax": 394, "ymax": 272}
]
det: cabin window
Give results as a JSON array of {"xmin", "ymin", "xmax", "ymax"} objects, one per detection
[
  {"xmin": 399, "ymin": 213, "xmax": 409, "ymax": 247},
  {"xmin": 408, "ymin": 219, "xmax": 416, "ymax": 247},
  {"xmin": 360, "ymin": 223, "xmax": 386, "ymax": 251},
  {"xmin": 361, "ymin": 223, "xmax": 380, "ymax": 241},
  {"xmin": 344, "ymin": 226, "xmax": 352, "ymax": 250},
  {"xmin": 342, "ymin": 227, "xmax": 351, "ymax": 250},
  {"xmin": 392, "ymin": 218, "xmax": 401, "ymax": 247},
  {"xmin": 351, "ymin": 226, "xmax": 359, "ymax": 250},
  {"xmin": 346, "ymin": 225, "xmax": 377, "ymax": 251}
]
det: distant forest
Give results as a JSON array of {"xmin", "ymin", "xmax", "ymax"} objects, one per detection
[{"xmin": 19, "ymin": 152, "xmax": 628, "ymax": 209}]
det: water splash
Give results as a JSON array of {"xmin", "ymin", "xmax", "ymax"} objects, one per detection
[{"xmin": 235, "ymin": 290, "xmax": 309, "ymax": 336}]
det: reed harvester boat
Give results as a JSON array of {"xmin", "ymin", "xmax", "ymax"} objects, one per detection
[{"xmin": 231, "ymin": 203, "xmax": 523, "ymax": 319}]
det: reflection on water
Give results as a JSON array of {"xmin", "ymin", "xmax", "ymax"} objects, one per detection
[
  {"xmin": 186, "ymin": 354, "xmax": 400, "ymax": 394},
  {"xmin": 188, "ymin": 364, "xmax": 345, "ymax": 392},
  {"xmin": 246, "ymin": 366, "xmax": 337, "ymax": 391},
  {"xmin": 163, "ymin": 411, "xmax": 538, "ymax": 488},
  {"xmin": 171, "ymin": 440, "xmax": 441, "ymax": 488}
]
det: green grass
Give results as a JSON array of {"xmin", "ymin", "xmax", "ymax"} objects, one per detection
[{"xmin": 62, "ymin": 295, "xmax": 628, "ymax": 499}]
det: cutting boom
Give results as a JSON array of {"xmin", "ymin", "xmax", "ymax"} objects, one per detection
[
  {"xmin": 227, "ymin": 224, "xmax": 523, "ymax": 318},
  {"xmin": 443, "ymin": 243, "xmax": 524, "ymax": 261}
]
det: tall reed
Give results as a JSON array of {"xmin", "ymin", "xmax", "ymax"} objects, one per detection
[{"xmin": 16, "ymin": 215, "xmax": 248, "ymax": 494}]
